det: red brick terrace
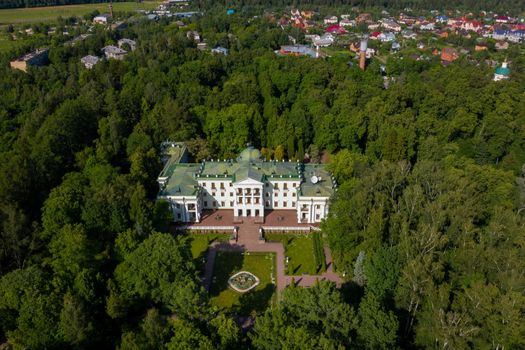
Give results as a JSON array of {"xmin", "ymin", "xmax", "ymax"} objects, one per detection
[{"xmin": 178, "ymin": 209, "xmax": 320, "ymax": 229}]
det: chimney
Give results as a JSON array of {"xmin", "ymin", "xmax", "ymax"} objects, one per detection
[
  {"xmin": 109, "ymin": 0, "xmax": 114, "ymax": 19},
  {"xmin": 359, "ymin": 35, "xmax": 368, "ymax": 70}
]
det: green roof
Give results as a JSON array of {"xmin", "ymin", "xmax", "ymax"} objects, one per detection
[
  {"xmin": 495, "ymin": 66, "xmax": 510, "ymax": 76},
  {"xmin": 159, "ymin": 142, "xmax": 188, "ymax": 179},
  {"xmin": 237, "ymin": 147, "xmax": 263, "ymax": 163},
  {"xmin": 299, "ymin": 164, "xmax": 336, "ymax": 197},
  {"xmin": 159, "ymin": 164, "xmax": 200, "ymax": 197},
  {"xmin": 158, "ymin": 147, "xmax": 335, "ymax": 198}
]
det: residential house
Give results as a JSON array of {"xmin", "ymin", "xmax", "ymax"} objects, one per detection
[
  {"xmin": 356, "ymin": 13, "xmax": 371, "ymax": 23},
  {"xmin": 324, "ymin": 16, "xmax": 338, "ymax": 25},
  {"xmin": 495, "ymin": 41, "xmax": 509, "ymax": 50},
  {"xmin": 419, "ymin": 21, "xmax": 435, "ymax": 31},
  {"xmin": 186, "ymin": 30, "xmax": 200, "ymax": 42},
  {"xmin": 80, "ymin": 55, "xmax": 100, "ymax": 69},
  {"xmin": 118, "ymin": 38, "xmax": 137, "ymax": 51},
  {"xmin": 110, "ymin": 21, "xmax": 127, "ymax": 31},
  {"xmin": 435, "ymin": 15, "xmax": 449, "ymax": 23},
  {"xmin": 369, "ymin": 31, "xmax": 381, "ymax": 40},
  {"xmin": 94, "ymin": 14, "xmax": 111, "ymax": 24},
  {"xmin": 493, "ymin": 61, "xmax": 510, "ymax": 81},
  {"xmin": 301, "ymin": 11, "xmax": 315, "ymax": 19},
  {"xmin": 146, "ymin": 14, "xmax": 160, "ymax": 21},
  {"xmin": 277, "ymin": 45, "xmax": 317, "ymax": 58},
  {"xmin": 378, "ymin": 32, "xmax": 396, "ymax": 42},
  {"xmin": 495, "ymin": 15, "xmax": 511, "ymax": 24},
  {"xmin": 508, "ymin": 30, "xmax": 525, "ymax": 43},
  {"xmin": 492, "ymin": 28, "xmax": 510, "ymax": 40},
  {"xmin": 461, "ymin": 20, "xmax": 483, "ymax": 32},
  {"xmin": 211, "ymin": 46, "xmax": 229, "ymax": 55},
  {"xmin": 325, "ymin": 24, "xmax": 346, "ymax": 35},
  {"xmin": 401, "ymin": 29, "xmax": 417, "ymax": 39},
  {"xmin": 339, "ymin": 19, "xmax": 355, "ymax": 27},
  {"xmin": 10, "ymin": 48, "xmax": 49, "ymax": 72},
  {"xmin": 382, "ymin": 19, "xmax": 401, "ymax": 32},
  {"xmin": 438, "ymin": 30, "xmax": 449, "ymax": 38},
  {"xmin": 441, "ymin": 47, "xmax": 459, "ymax": 63},
  {"xmin": 313, "ymin": 33, "xmax": 334, "ymax": 47},
  {"xmin": 475, "ymin": 43, "xmax": 488, "ymax": 51},
  {"xmin": 102, "ymin": 45, "xmax": 127, "ymax": 60}
]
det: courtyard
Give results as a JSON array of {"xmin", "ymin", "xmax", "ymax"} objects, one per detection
[{"xmin": 209, "ymin": 251, "xmax": 277, "ymax": 315}]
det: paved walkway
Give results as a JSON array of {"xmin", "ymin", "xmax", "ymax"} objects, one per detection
[{"xmin": 201, "ymin": 218, "xmax": 342, "ymax": 298}]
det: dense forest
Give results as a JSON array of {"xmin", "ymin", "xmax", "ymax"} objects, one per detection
[
  {"xmin": 0, "ymin": 9, "xmax": 524, "ymax": 349},
  {"xmin": 1, "ymin": 0, "xmax": 525, "ymax": 11}
]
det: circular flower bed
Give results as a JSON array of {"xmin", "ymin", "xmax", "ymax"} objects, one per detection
[{"xmin": 228, "ymin": 271, "xmax": 260, "ymax": 293}]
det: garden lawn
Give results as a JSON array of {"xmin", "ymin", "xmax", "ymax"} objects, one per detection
[
  {"xmin": 188, "ymin": 233, "xmax": 229, "ymax": 272},
  {"xmin": 266, "ymin": 233, "xmax": 322, "ymax": 275},
  {"xmin": 210, "ymin": 251, "xmax": 276, "ymax": 315},
  {"xmin": 0, "ymin": 1, "xmax": 160, "ymax": 25}
]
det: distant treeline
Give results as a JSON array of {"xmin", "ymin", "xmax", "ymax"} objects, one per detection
[
  {"xmin": 0, "ymin": 0, "xmax": 130, "ymax": 10},
  {"xmin": 204, "ymin": 0, "xmax": 524, "ymax": 12}
]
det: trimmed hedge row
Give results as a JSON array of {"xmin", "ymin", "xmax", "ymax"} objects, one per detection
[{"xmin": 312, "ymin": 231, "xmax": 326, "ymax": 273}]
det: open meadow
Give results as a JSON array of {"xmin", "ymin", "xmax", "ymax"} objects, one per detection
[{"xmin": 0, "ymin": 1, "xmax": 160, "ymax": 24}]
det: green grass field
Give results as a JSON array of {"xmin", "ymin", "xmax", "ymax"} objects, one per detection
[
  {"xmin": 0, "ymin": 37, "xmax": 21, "ymax": 51},
  {"xmin": 0, "ymin": 1, "xmax": 161, "ymax": 24},
  {"xmin": 266, "ymin": 232, "xmax": 323, "ymax": 275},
  {"xmin": 210, "ymin": 251, "xmax": 276, "ymax": 315},
  {"xmin": 188, "ymin": 232, "xmax": 229, "ymax": 272}
]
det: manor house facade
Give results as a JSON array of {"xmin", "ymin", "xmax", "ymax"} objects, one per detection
[{"xmin": 157, "ymin": 143, "xmax": 336, "ymax": 224}]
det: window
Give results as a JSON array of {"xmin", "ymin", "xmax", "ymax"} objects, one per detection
[
  {"xmin": 316, "ymin": 214, "xmax": 320, "ymax": 220},
  {"xmin": 230, "ymin": 201, "xmax": 233, "ymax": 206},
  {"xmin": 230, "ymin": 192, "xmax": 233, "ymax": 197},
  {"xmin": 266, "ymin": 192, "xmax": 270, "ymax": 197},
  {"xmin": 283, "ymin": 202, "xmax": 287, "ymax": 207},
  {"xmin": 274, "ymin": 201, "xmax": 278, "ymax": 207},
  {"xmin": 292, "ymin": 202, "xmax": 296, "ymax": 207},
  {"xmin": 255, "ymin": 198, "xmax": 260, "ymax": 204},
  {"xmin": 316, "ymin": 205, "xmax": 320, "ymax": 209},
  {"xmin": 284, "ymin": 183, "xmax": 288, "ymax": 190},
  {"xmin": 221, "ymin": 201, "xmax": 225, "ymax": 206},
  {"xmin": 229, "ymin": 183, "xmax": 233, "ymax": 187},
  {"xmin": 211, "ymin": 183, "xmax": 216, "ymax": 189},
  {"xmin": 238, "ymin": 197, "xmax": 243, "ymax": 204},
  {"xmin": 220, "ymin": 183, "xmax": 225, "ymax": 189},
  {"xmin": 274, "ymin": 184, "xmax": 278, "ymax": 190},
  {"xmin": 177, "ymin": 213, "xmax": 181, "ymax": 219},
  {"xmin": 292, "ymin": 192, "xmax": 296, "ymax": 197},
  {"xmin": 213, "ymin": 201, "xmax": 217, "ymax": 207},
  {"xmin": 265, "ymin": 183, "xmax": 269, "ymax": 187},
  {"xmin": 293, "ymin": 183, "xmax": 297, "ymax": 188},
  {"xmin": 176, "ymin": 203, "xmax": 180, "ymax": 208},
  {"xmin": 284, "ymin": 192, "xmax": 288, "ymax": 197},
  {"xmin": 246, "ymin": 197, "xmax": 251, "ymax": 204},
  {"xmin": 204, "ymin": 201, "xmax": 208, "ymax": 207}
]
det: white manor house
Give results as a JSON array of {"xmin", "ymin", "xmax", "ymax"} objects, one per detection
[{"xmin": 157, "ymin": 143, "xmax": 337, "ymax": 224}]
